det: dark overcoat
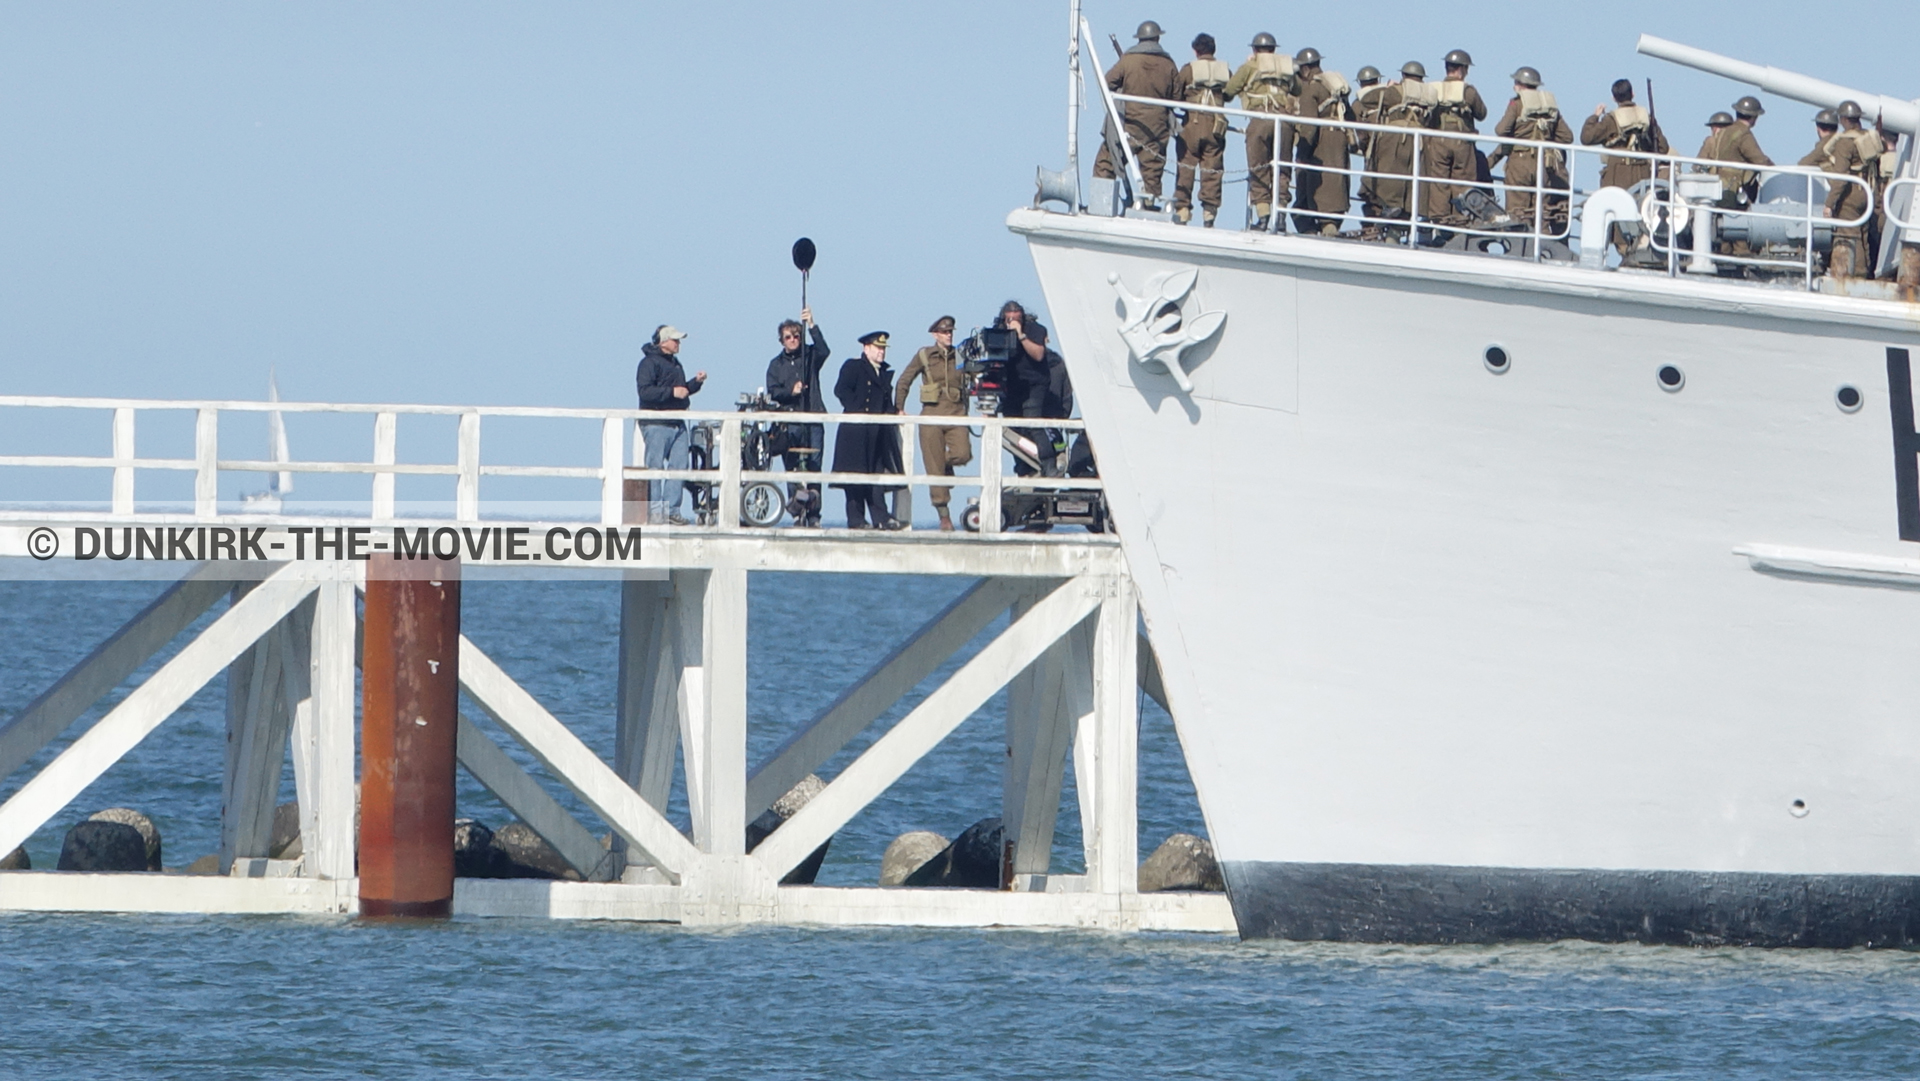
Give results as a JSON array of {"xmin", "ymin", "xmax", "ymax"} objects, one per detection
[{"xmin": 832, "ymin": 357, "xmax": 904, "ymax": 487}]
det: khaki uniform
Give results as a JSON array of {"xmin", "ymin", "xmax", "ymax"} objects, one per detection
[
  {"xmin": 1799, "ymin": 131, "xmax": 1871, "ymax": 276},
  {"xmin": 1353, "ymin": 83, "xmax": 1395, "ymax": 218},
  {"xmin": 1370, "ymin": 82, "xmax": 1422, "ymax": 217},
  {"xmin": 1840, "ymin": 126, "xmax": 1889, "ymax": 271},
  {"xmin": 1173, "ymin": 58, "xmax": 1233, "ymax": 217},
  {"xmin": 893, "ymin": 345, "xmax": 972, "ymax": 508},
  {"xmin": 1092, "ymin": 45, "xmax": 1180, "ymax": 202},
  {"xmin": 1491, "ymin": 90, "xmax": 1574, "ymax": 233},
  {"xmin": 1419, "ymin": 79, "xmax": 1489, "ymax": 221},
  {"xmin": 1293, "ymin": 72, "xmax": 1353, "ymax": 234},
  {"xmin": 1224, "ymin": 53, "xmax": 1300, "ymax": 220},
  {"xmin": 1696, "ymin": 121, "xmax": 1772, "ymax": 207},
  {"xmin": 1580, "ymin": 104, "xmax": 1669, "ymax": 191}
]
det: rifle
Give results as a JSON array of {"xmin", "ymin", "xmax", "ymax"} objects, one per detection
[
  {"xmin": 1642, "ymin": 78, "xmax": 1660, "ymax": 152},
  {"xmin": 1109, "ymin": 33, "xmax": 1124, "ymax": 61}
]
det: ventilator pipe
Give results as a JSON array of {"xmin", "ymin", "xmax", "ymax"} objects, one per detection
[
  {"xmin": 1579, "ymin": 187, "xmax": 1641, "ymax": 269},
  {"xmin": 1636, "ymin": 35, "xmax": 1920, "ymax": 136}
]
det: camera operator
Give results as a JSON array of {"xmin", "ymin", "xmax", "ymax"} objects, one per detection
[
  {"xmin": 994, "ymin": 301, "xmax": 1059, "ymax": 477},
  {"xmin": 765, "ymin": 307, "xmax": 829, "ymax": 527}
]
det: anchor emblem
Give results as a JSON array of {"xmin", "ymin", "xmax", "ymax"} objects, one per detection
[{"xmin": 1107, "ymin": 267, "xmax": 1226, "ymax": 394}]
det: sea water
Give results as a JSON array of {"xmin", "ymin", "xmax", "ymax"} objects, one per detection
[{"xmin": 2, "ymin": 576, "xmax": 1917, "ymax": 1079}]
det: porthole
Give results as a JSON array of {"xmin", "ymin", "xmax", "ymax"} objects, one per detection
[
  {"xmin": 1483, "ymin": 345, "xmax": 1511, "ymax": 374},
  {"xmin": 1836, "ymin": 385, "xmax": 1863, "ymax": 413},
  {"xmin": 1657, "ymin": 365, "xmax": 1685, "ymax": 392},
  {"xmin": 1789, "ymin": 799, "xmax": 1809, "ymax": 818}
]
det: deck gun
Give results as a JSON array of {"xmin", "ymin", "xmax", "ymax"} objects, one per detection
[{"xmin": 1636, "ymin": 35, "xmax": 1920, "ymax": 281}]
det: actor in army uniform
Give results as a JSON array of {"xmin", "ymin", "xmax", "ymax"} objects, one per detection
[
  {"xmin": 1698, "ymin": 97, "xmax": 1773, "ymax": 209},
  {"xmin": 1581, "ymin": 79, "xmax": 1669, "ymax": 191},
  {"xmin": 1367, "ymin": 62, "xmax": 1428, "ymax": 221},
  {"xmin": 1419, "ymin": 50, "xmax": 1490, "ymax": 224},
  {"xmin": 1352, "ymin": 66, "xmax": 1395, "ymax": 220},
  {"xmin": 892, "ymin": 316, "xmax": 973, "ymax": 531},
  {"xmin": 1835, "ymin": 101, "xmax": 1888, "ymax": 271},
  {"xmin": 1223, "ymin": 32, "xmax": 1298, "ymax": 231},
  {"xmin": 1092, "ymin": 21, "xmax": 1179, "ymax": 209},
  {"xmin": 1172, "ymin": 33, "xmax": 1232, "ymax": 227},
  {"xmin": 1291, "ymin": 48, "xmax": 1353, "ymax": 235},
  {"xmin": 1798, "ymin": 108, "xmax": 1871, "ymax": 278},
  {"xmin": 1488, "ymin": 67, "xmax": 1574, "ymax": 234}
]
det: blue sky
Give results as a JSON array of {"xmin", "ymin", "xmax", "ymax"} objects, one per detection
[{"xmin": 1, "ymin": 1, "xmax": 1915, "ymax": 499}]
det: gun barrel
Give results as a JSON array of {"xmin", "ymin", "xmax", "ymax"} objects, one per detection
[{"xmin": 1636, "ymin": 34, "xmax": 1920, "ymax": 135}]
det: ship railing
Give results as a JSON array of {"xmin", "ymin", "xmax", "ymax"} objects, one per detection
[
  {"xmin": 0, "ymin": 395, "xmax": 1096, "ymax": 536},
  {"xmin": 1099, "ymin": 88, "xmax": 1875, "ymax": 290},
  {"xmin": 1885, "ymin": 176, "xmax": 1920, "ymax": 231}
]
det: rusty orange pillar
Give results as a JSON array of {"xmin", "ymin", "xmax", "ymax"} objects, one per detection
[{"xmin": 359, "ymin": 553, "xmax": 460, "ymax": 917}]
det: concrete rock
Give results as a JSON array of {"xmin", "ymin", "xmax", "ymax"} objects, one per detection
[
  {"xmin": 489, "ymin": 821, "xmax": 581, "ymax": 881},
  {"xmin": 879, "ymin": 831, "xmax": 949, "ymax": 887},
  {"xmin": 0, "ymin": 846, "xmax": 28, "ymax": 871},
  {"xmin": 88, "ymin": 808, "xmax": 161, "ymax": 871},
  {"xmin": 745, "ymin": 773, "xmax": 831, "ymax": 885},
  {"xmin": 1137, "ymin": 832, "xmax": 1224, "ymax": 892},
  {"xmin": 269, "ymin": 801, "xmax": 302, "ymax": 860},
  {"xmin": 58, "ymin": 820, "xmax": 148, "ymax": 872},
  {"xmin": 903, "ymin": 817, "xmax": 1004, "ymax": 889},
  {"xmin": 186, "ymin": 854, "xmax": 220, "ymax": 876},
  {"xmin": 453, "ymin": 818, "xmax": 506, "ymax": 878}
]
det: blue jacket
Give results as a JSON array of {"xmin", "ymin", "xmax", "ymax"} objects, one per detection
[{"xmin": 636, "ymin": 343, "xmax": 701, "ymax": 411}]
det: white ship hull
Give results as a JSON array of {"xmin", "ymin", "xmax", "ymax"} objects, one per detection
[{"xmin": 1015, "ymin": 208, "xmax": 1920, "ymax": 946}]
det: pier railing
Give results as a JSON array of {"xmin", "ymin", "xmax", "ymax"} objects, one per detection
[{"xmin": 0, "ymin": 396, "xmax": 1097, "ymax": 535}]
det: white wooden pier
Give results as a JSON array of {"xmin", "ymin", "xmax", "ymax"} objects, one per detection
[{"xmin": 0, "ymin": 394, "xmax": 1232, "ymax": 933}]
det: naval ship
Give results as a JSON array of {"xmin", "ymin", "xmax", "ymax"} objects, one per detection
[{"xmin": 1018, "ymin": 15, "xmax": 1920, "ymax": 946}]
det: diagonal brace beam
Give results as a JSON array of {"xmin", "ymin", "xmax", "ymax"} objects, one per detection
[
  {"xmin": 458, "ymin": 635, "xmax": 699, "ymax": 879},
  {"xmin": 753, "ymin": 579, "xmax": 1103, "ymax": 880},
  {"xmin": 746, "ymin": 576, "xmax": 1026, "ymax": 820},
  {"xmin": 0, "ymin": 563, "xmax": 232, "ymax": 784},
  {"xmin": 0, "ymin": 566, "xmax": 320, "ymax": 860},
  {"xmin": 456, "ymin": 713, "xmax": 617, "ymax": 882}
]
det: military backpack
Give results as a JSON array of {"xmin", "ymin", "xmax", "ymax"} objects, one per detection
[{"xmin": 1241, "ymin": 53, "xmax": 1297, "ymax": 113}]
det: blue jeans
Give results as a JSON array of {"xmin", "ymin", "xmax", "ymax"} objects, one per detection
[{"xmin": 639, "ymin": 421, "xmax": 688, "ymax": 523}]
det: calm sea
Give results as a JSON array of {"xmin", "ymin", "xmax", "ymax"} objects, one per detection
[{"xmin": 3, "ymin": 575, "xmax": 1918, "ymax": 1079}]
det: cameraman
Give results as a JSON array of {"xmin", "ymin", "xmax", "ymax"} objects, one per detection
[
  {"xmin": 765, "ymin": 307, "xmax": 829, "ymax": 527},
  {"xmin": 994, "ymin": 301, "xmax": 1058, "ymax": 477}
]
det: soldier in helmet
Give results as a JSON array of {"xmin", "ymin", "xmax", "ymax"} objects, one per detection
[
  {"xmin": 1092, "ymin": 21, "xmax": 1180, "ymax": 210},
  {"xmin": 1172, "ymin": 33, "xmax": 1232, "ymax": 226},
  {"xmin": 1352, "ymin": 66, "xmax": 1395, "ymax": 222},
  {"xmin": 1488, "ymin": 66, "xmax": 1574, "ymax": 234},
  {"xmin": 1835, "ymin": 100, "xmax": 1889, "ymax": 271},
  {"xmin": 1366, "ymin": 61, "xmax": 1428, "ymax": 222},
  {"xmin": 1291, "ymin": 47, "xmax": 1354, "ymax": 236},
  {"xmin": 1419, "ymin": 49, "xmax": 1490, "ymax": 224},
  {"xmin": 1581, "ymin": 79, "xmax": 1670, "ymax": 254},
  {"xmin": 1697, "ymin": 97, "xmax": 1772, "ymax": 209},
  {"xmin": 1798, "ymin": 108, "xmax": 1871, "ymax": 278},
  {"xmin": 1223, "ymin": 31, "xmax": 1300, "ymax": 230}
]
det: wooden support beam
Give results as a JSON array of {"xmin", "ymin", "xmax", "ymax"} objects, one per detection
[
  {"xmin": 458, "ymin": 634, "xmax": 699, "ymax": 879},
  {"xmin": 0, "ymin": 564, "xmax": 230, "ymax": 785},
  {"xmin": 681, "ymin": 567, "xmax": 747, "ymax": 855},
  {"xmin": 1080, "ymin": 577, "xmax": 1139, "ymax": 896},
  {"xmin": 0, "ymin": 567, "xmax": 320, "ymax": 861},
  {"xmin": 220, "ymin": 595, "xmax": 301, "ymax": 871},
  {"xmin": 614, "ymin": 575, "xmax": 678, "ymax": 815},
  {"xmin": 1136, "ymin": 632, "xmax": 1168, "ymax": 714},
  {"xmin": 1005, "ymin": 617, "xmax": 1091, "ymax": 879},
  {"xmin": 456, "ymin": 714, "xmax": 616, "ymax": 882},
  {"xmin": 746, "ymin": 576, "xmax": 1025, "ymax": 820},
  {"xmin": 298, "ymin": 578, "xmax": 358, "ymax": 880},
  {"xmin": 752, "ymin": 578, "xmax": 1102, "ymax": 880}
]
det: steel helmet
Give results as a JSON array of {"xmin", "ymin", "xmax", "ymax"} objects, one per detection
[
  {"xmin": 1706, "ymin": 111, "xmax": 1734, "ymax": 127},
  {"xmin": 1294, "ymin": 47, "xmax": 1322, "ymax": 67},
  {"xmin": 1510, "ymin": 66, "xmax": 1541, "ymax": 88},
  {"xmin": 1733, "ymin": 95, "xmax": 1765, "ymax": 117},
  {"xmin": 1400, "ymin": 60, "xmax": 1426, "ymax": 78},
  {"xmin": 1444, "ymin": 49, "xmax": 1473, "ymax": 68},
  {"xmin": 1838, "ymin": 99, "xmax": 1864, "ymax": 120},
  {"xmin": 1356, "ymin": 65, "xmax": 1382, "ymax": 83},
  {"xmin": 1815, "ymin": 108, "xmax": 1839, "ymax": 127},
  {"xmin": 1250, "ymin": 31, "xmax": 1277, "ymax": 49},
  {"xmin": 1134, "ymin": 20, "xmax": 1163, "ymax": 40}
]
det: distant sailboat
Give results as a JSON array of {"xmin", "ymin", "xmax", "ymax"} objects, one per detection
[{"xmin": 241, "ymin": 372, "xmax": 292, "ymax": 515}]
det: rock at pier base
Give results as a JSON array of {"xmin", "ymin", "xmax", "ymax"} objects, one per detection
[
  {"xmin": 88, "ymin": 808, "xmax": 161, "ymax": 871},
  {"xmin": 58, "ymin": 820, "xmax": 148, "ymax": 872},
  {"xmin": 490, "ymin": 821, "xmax": 581, "ymax": 881},
  {"xmin": 269, "ymin": 801, "xmax": 302, "ymax": 860},
  {"xmin": 879, "ymin": 831, "xmax": 948, "ymax": 887},
  {"xmin": 1137, "ymin": 833, "xmax": 1224, "ymax": 893},
  {"xmin": 454, "ymin": 818, "xmax": 505, "ymax": 878},
  {"xmin": 745, "ymin": 774, "xmax": 830, "ymax": 885},
  {"xmin": 0, "ymin": 846, "xmax": 28, "ymax": 871},
  {"xmin": 903, "ymin": 817, "xmax": 1004, "ymax": 889},
  {"xmin": 186, "ymin": 854, "xmax": 220, "ymax": 875}
]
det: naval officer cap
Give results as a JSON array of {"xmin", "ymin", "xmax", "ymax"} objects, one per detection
[
  {"xmin": 928, "ymin": 315, "xmax": 956, "ymax": 334},
  {"xmin": 859, "ymin": 330, "xmax": 890, "ymax": 347}
]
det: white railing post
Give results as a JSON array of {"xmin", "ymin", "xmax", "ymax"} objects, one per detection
[
  {"xmin": 456, "ymin": 412, "xmax": 481, "ymax": 522},
  {"xmin": 1410, "ymin": 130, "xmax": 1423, "ymax": 247},
  {"xmin": 194, "ymin": 408, "xmax": 218, "ymax": 518},
  {"xmin": 371, "ymin": 412, "xmax": 396, "ymax": 521},
  {"xmin": 718, "ymin": 417, "xmax": 741, "ymax": 529},
  {"xmin": 600, "ymin": 416, "xmax": 624, "ymax": 525},
  {"xmin": 979, "ymin": 417, "xmax": 1004, "ymax": 534},
  {"xmin": 112, "ymin": 407, "xmax": 135, "ymax": 515}
]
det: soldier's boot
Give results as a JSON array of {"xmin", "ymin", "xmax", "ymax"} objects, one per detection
[
  {"xmin": 1202, "ymin": 209, "xmax": 1217, "ymax": 228},
  {"xmin": 1174, "ymin": 206, "xmax": 1193, "ymax": 225},
  {"xmin": 1830, "ymin": 240, "xmax": 1858, "ymax": 280},
  {"xmin": 1249, "ymin": 202, "xmax": 1271, "ymax": 231}
]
